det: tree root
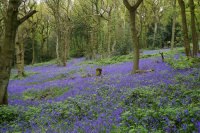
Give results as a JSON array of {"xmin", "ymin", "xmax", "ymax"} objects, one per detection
[{"xmin": 135, "ymin": 69, "xmax": 154, "ymax": 74}]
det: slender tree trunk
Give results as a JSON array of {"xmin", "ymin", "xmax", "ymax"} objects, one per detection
[
  {"xmin": 62, "ymin": 31, "xmax": 67, "ymax": 66},
  {"xmin": 32, "ymin": 33, "xmax": 35, "ymax": 65},
  {"xmin": 153, "ymin": 22, "xmax": 158, "ymax": 48},
  {"xmin": 112, "ymin": 40, "xmax": 116, "ymax": 54},
  {"xmin": 55, "ymin": 11, "xmax": 62, "ymax": 65},
  {"xmin": 171, "ymin": 0, "xmax": 176, "ymax": 50},
  {"xmin": 56, "ymin": 35, "xmax": 61, "ymax": 64},
  {"xmin": 144, "ymin": 25, "xmax": 148, "ymax": 48},
  {"xmin": 178, "ymin": 0, "xmax": 191, "ymax": 57},
  {"xmin": 189, "ymin": 0, "xmax": 198, "ymax": 57},
  {"xmin": 107, "ymin": 20, "xmax": 111, "ymax": 57}
]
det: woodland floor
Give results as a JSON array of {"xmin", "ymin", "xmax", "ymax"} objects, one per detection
[{"xmin": 0, "ymin": 49, "xmax": 200, "ymax": 132}]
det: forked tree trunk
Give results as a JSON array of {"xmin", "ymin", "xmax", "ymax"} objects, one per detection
[
  {"xmin": 178, "ymin": 0, "xmax": 191, "ymax": 57},
  {"xmin": 0, "ymin": 0, "xmax": 36, "ymax": 105},
  {"xmin": 189, "ymin": 0, "xmax": 198, "ymax": 57},
  {"xmin": 123, "ymin": 0, "xmax": 143, "ymax": 74}
]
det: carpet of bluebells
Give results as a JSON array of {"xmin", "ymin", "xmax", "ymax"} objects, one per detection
[{"xmin": 0, "ymin": 50, "xmax": 200, "ymax": 132}]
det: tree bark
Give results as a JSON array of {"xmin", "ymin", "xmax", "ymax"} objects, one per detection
[
  {"xmin": 153, "ymin": 22, "xmax": 158, "ymax": 48},
  {"xmin": 130, "ymin": 11, "xmax": 140, "ymax": 73},
  {"xmin": 123, "ymin": 0, "xmax": 143, "ymax": 74},
  {"xmin": 178, "ymin": 0, "xmax": 191, "ymax": 57},
  {"xmin": 0, "ymin": 0, "xmax": 20, "ymax": 105},
  {"xmin": 107, "ymin": 21, "xmax": 111, "ymax": 57},
  {"xmin": 15, "ymin": 35, "xmax": 25, "ymax": 78},
  {"xmin": 0, "ymin": 0, "xmax": 36, "ymax": 105},
  {"xmin": 171, "ymin": 0, "xmax": 176, "ymax": 50},
  {"xmin": 189, "ymin": 0, "xmax": 198, "ymax": 57},
  {"xmin": 31, "ymin": 32, "xmax": 35, "ymax": 65}
]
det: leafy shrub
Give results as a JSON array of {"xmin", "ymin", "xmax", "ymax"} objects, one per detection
[
  {"xmin": 0, "ymin": 106, "xmax": 19, "ymax": 124},
  {"xmin": 166, "ymin": 55, "xmax": 200, "ymax": 69},
  {"xmin": 119, "ymin": 75, "xmax": 200, "ymax": 132}
]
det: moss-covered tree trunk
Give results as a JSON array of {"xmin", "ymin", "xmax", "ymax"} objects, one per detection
[
  {"xmin": 178, "ymin": 0, "xmax": 191, "ymax": 57},
  {"xmin": 0, "ymin": 0, "xmax": 36, "ymax": 105},
  {"xmin": 123, "ymin": 0, "xmax": 143, "ymax": 74},
  {"xmin": 189, "ymin": 0, "xmax": 198, "ymax": 57}
]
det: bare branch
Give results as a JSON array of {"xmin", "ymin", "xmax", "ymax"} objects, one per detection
[{"xmin": 18, "ymin": 10, "xmax": 37, "ymax": 25}]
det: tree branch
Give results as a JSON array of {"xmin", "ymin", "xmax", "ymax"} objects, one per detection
[
  {"xmin": 18, "ymin": 10, "xmax": 37, "ymax": 25},
  {"xmin": 123, "ymin": 0, "xmax": 132, "ymax": 11},
  {"xmin": 123, "ymin": 0, "xmax": 143, "ymax": 11},
  {"xmin": 133, "ymin": 0, "xmax": 144, "ymax": 9}
]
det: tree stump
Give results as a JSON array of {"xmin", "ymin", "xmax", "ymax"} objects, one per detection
[
  {"xmin": 159, "ymin": 52, "xmax": 164, "ymax": 62},
  {"xmin": 96, "ymin": 68, "xmax": 102, "ymax": 76}
]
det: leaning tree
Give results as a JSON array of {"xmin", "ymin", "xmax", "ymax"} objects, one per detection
[{"xmin": 0, "ymin": 0, "xmax": 37, "ymax": 105}]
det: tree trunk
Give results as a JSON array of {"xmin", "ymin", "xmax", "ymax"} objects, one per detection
[
  {"xmin": 0, "ymin": 1, "xmax": 19, "ymax": 105},
  {"xmin": 123, "ymin": 0, "xmax": 143, "ymax": 74},
  {"xmin": 56, "ymin": 35, "xmax": 61, "ymax": 65},
  {"xmin": 0, "ymin": 1, "xmax": 36, "ymax": 105},
  {"xmin": 107, "ymin": 21, "xmax": 111, "ymax": 57},
  {"xmin": 189, "ymin": 0, "xmax": 198, "ymax": 57},
  {"xmin": 130, "ymin": 11, "xmax": 140, "ymax": 73},
  {"xmin": 15, "ymin": 36, "xmax": 25, "ymax": 78},
  {"xmin": 171, "ymin": 0, "xmax": 176, "ymax": 50},
  {"xmin": 55, "ymin": 11, "xmax": 62, "ymax": 65},
  {"xmin": 178, "ymin": 0, "xmax": 191, "ymax": 57},
  {"xmin": 153, "ymin": 22, "xmax": 158, "ymax": 48},
  {"xmin": 32, "ymin": 33, "xmax": 35, "ymax": 65}
]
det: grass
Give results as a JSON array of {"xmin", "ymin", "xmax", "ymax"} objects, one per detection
[
  {"xmin": 165, "ymin": 55, "xmax": 200, "ymax": 69},
  {"xmin": 119, "ymin": 76, "xmax": 200, "ymax": 132},
  {"xmin": 10, "ymin": 71, "xmax": 39, "ymax": 80},
  {"xmin": 82, "ymin": 48, "xmax": 185, "ymax": 66},
  {"xmin": 23, "ymin": 87, "xmax": 69, "ymax": 100}
]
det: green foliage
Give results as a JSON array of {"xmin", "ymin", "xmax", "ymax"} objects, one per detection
[
  {"xmin": 0, "ymin": 106, "xmax": 19, "ymax": 124},
  {"xmin": 83, "ymin": 53, "xmax": 162, "ymax": 66},
  {"xmin": 10, "ymin": 71, "xmax": 39, "ymax": 80},
  {"xmin": 30, "ymin": 59, "xmax": 57, "ymax": 67},
  {"xmin": 166, "ymin": 55, "xmax": 200, "ymax": 69},
  {"xmin": 118, "ymin": 74, "xmax": 200, "ymax": 132},
  {"xmin": 23, "ymin": 87, "xmax": 69, "ymax": 100},
  {"xmin": 0, "ymin": 105, "xmax": 41, "ymax": 128}
]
